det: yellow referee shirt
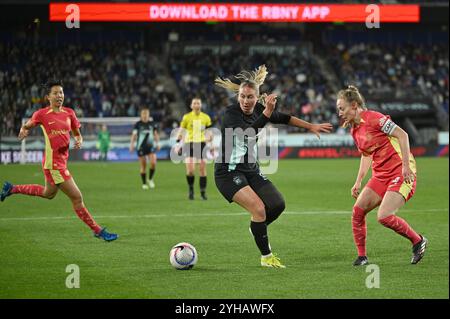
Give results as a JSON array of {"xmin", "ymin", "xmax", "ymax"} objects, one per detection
[{"xmin": 180, "ymin": 111, "xmax": 212, "ymax": 143}]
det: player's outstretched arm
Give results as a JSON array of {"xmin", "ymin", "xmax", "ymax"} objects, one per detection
[
  {"xmin": 288, "ymin": 116, "xmax": 333, "ymax": 139},
  {"xmin": 72, "ymin": 127, "xmax": 83, "ymax": 149},
  {"xmin": 18, "ymin": 120, "xmax": 37, "ymax": 140}
]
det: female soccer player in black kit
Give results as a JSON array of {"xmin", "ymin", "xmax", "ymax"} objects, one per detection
[{"xmin": 214, "ymin": 65, "xmax": 333, "ymax": 268}]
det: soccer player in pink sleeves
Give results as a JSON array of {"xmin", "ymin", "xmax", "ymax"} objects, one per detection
[
  {"xmin": 1, "ymin": 79, "xmax": 118, "ymax": 242},
  {"xmin": 337, "ymin": 85, "xmax": 427, "ymax": 266}
]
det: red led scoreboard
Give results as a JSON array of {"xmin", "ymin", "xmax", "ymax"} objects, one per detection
[{"xmin": 49, "ymin": 3, "xmax": 420, "ymax": 23}]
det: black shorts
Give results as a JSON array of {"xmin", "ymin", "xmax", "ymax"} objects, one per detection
[
  {"xmin": 214, "ymin": 169, "xmax": 272, "ymax": 203},
  {"xmin": 137, "ymin": 145, "xmax": 155, "ymax": 157},
  {"xmin": 183, "ymin": 142, "xmax": 207, "ymax": 159}
]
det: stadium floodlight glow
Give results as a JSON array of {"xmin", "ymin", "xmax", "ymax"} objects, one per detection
[{"xmin": 49, "ymin": 3, "xmax": 420, "ymax": 23}]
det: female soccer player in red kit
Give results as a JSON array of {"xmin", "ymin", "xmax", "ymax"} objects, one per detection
[
  {"xmin": 0, "ymin": 80, "xmax": 118, "ymax": 241},
  {"xmin": 337, "ymin": 86, "xmax": 427, "ymax": 266}
]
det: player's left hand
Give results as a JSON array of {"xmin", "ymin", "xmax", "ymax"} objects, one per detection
[
  {"xmin": 402, "ymin": 166, "xmax": 415, "ymax": 184},
  {"xmin": 309, "ymin": 123, "xmax": 333, "ymax": 139}
]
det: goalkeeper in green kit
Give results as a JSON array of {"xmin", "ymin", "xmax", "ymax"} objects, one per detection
[{"xmin": 97, "ymin": 124, "xmax": 111, "ymax": 161}]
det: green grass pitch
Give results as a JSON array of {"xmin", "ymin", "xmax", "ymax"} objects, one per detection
[{"xmin": 0, "ymin": 158, "xmax": 448, "ymax": 298}]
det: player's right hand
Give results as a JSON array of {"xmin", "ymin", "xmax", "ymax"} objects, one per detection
[
  {"xmin": 18, "ymin": 127, "xmax": 29, "ymax": 140},
  {"xmin": 264, "ymin": 93, "xmax": 278, "ymax": 112},
  {"xmin": 351, "ymin": 182, "xmax": 361, "ymax": 199},
  {"xmin": 129, "ymin": 146, "xmax": 134, "ymax": 153}
]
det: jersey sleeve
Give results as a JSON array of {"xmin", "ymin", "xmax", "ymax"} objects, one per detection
[
  {"xmin": 368, "ymin": 111, "xmax": 397, "ymax": 136},
  {"xmin": 69, "ymin": 109, "xmax": 81, "ymax": 130},
  {"xmin": 269, "ymin": 110, "xmax": 291, "ymax": 125},
  {"xmin": 180, "ymin": 115, "xmax": 188, "ymax": 129},
  {"xmin": 205, "ymin": 115, "xmax": 212, "ymax": 128},
  {"xmin": 30, "ymin": 109, "xmax": 42, "ymax": 126}
]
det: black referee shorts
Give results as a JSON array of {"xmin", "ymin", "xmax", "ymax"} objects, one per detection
[
  {"xmin": 214, "ymin": 169, "xmax": 272, "ymax": 203},
  {"xmin": 183, "ymin": 142, "xmax": 207, "ymax": 159}
]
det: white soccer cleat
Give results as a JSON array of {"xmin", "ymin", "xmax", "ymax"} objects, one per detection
[
  {"xmin": 149, "ymin": 180, "xmax": 155, "ymax": 188},
  {"xmin": 142, "ymin": 184, "xmax": 149, "ymax": 190}
]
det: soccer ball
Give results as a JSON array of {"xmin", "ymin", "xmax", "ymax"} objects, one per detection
[{"xmin": 169, "ymin": 242, "xmax": 198, "ymax": 270}]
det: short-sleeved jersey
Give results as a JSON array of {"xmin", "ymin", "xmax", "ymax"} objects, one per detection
[
  {"xmin": 180, "ymin": 111, "xmax": 212, "ymax": 143},
  {"xmin": 215, "ymin": 102, "xmax": 291, "ymax": 173},
  {"xmin": 30, "ymin": 106, "xmax": 80, "ymax": 170},
  {"xmin": 351, "ymin": 110, "xmax": 416, "ymax": 180},
  {"xmin": 133, "ymin": 120, "xmax": 158, "ymax": 149}
]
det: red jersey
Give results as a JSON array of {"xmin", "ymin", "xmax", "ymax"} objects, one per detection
[
  {"xmin": 351, "ymin": 110, "xmax": 416, "ymax": 180},
  {"xmin": 30, "ymin": 106, "xmax": 81, "ymax": 170}
]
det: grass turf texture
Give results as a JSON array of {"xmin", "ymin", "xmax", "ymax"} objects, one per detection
[{"xmin": 0, "ymin": 158, "xmax": 448, "ymax": 298}]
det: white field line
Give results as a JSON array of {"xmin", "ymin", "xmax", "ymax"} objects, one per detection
[{"xmin": 0, "ymin": 209, "xmax": 447, "ymax": 222}]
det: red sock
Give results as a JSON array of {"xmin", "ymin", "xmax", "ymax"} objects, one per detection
[
  {"xmin": 352, "ymin": 206, "xmax": 367, "ymax": 256},
  {"xmin": 379, "ymin": 215, "xmax": 422, "ymax": 245},
  {"xmin": 12, "ymin": 184, "xmax": 44, "ymax": 197},
  {"xmin": 74, "ymin": 206, "xmax": 102, "ymax": 234}
]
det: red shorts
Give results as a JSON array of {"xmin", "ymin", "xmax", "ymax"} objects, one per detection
[
  {"xmin": 366, "ymin": 175, "xmax": 416, "ymax": 202},
  {"xmin": 43, "ymin": 168, "xmax": 72, "ymax": 185}
]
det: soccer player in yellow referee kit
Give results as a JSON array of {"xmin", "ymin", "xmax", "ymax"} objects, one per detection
[{"xmin": 176, "ymin": 98, "xmax": 213, "ymax": 200}]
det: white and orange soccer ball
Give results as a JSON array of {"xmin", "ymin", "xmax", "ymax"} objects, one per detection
[{"xmin": 169, "ymin": 242, "xmax": 198, "ymax": 270}]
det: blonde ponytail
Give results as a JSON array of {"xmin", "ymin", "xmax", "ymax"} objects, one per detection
[{"xmin": 214, "ymin": 65, "xmax": 269, "ymax": 105}]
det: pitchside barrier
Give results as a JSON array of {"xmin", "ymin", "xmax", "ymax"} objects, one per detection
[{"xmin": 1, "ymin": 133, "xmax": 448, "ymax": 164}]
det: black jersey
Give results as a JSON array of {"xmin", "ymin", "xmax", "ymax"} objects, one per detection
[
  {"xmin": 215, "ymin": 102, "xmax": 291, "ymax": 174},
  {"xmin": 133, "ymin": 120, "xmax": 158, "ymax": 149}
]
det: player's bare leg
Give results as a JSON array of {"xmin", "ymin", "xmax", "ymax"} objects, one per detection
[
  {"xmin": 42, "ymin": 180, "xmax": 58, "ymax": 199},
  {"xmin": 148, "ymin": 153, "xmax": 156, "ymax": 188},
  {"xmin": 233, "ymin": 186, "xmax": 285, "ymax": 268},
  {"xmin": 351, "ymin": 187, "xmax": 382, "ymax": 266},
  {"xmin": 58, "ymin": 178, "xmax": 117, "ymax": 241},
  {"xmin": 378, "ymin": 191, "xmax": 426, "ymax": 264},
  {"xmin": 199, "ymin": 159, "xmax": 207, "ymax": 200},
  {"xmin": 185, "ymin": 157, "xmax": 195, "ymax": 199},
  {"xmin": 139, "ymin": 156, "xmax": 148, "ymax": 190}
]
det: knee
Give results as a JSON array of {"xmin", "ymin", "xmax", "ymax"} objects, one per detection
[
  {"xmin": 268, "ymin": 197, "xmax": 285, "ymax": 216},
  {"xmin": 253, "ymin": 203, "xmax": 266, "ymax": 221},
  {"xmin": 352, "ymin": 206, "xmax": 366, "ymax": 222},
  {"xmin": 71, "ymin": 193, "xmax": 83, "ymax": 206},
  {"xmin": 42, "ymin": 187, "xmax": 57, "ymax": 200},
  {"xmin": 45, "ymin": 192, "xmax": 57, "ymax": 200},
  {"xmin": 377, "ymin": 212, "xmax": 392, "ymax": 224}
]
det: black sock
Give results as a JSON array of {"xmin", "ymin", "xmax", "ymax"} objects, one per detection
[
  {"xmin": 250, "ymin": 221, "xmax": 271, "ymax": 256},
  {"xmin": 199, "ymin": 176, "xmax": 207, "ymax": 192},
  {"xmin": 140, "ymin": 173, "xmax": 146, "ymax": 184},
  {"xmin": 149, "ymin": 168, "xmax": 155, "ymax": 180},
  {"xmin": 186, "ymin": 175, "xmax": 194, "ymax": 190}
]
